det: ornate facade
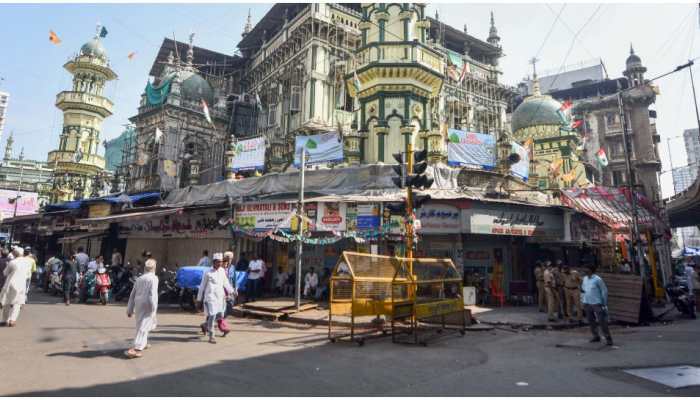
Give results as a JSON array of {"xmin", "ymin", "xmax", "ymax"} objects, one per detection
[
  {"xmin": 0, "ymin": 133, "xmax": 53, "ymax": 206},
  {"xmin": 47, "ymin": 27, "xmax": 116, "ymax": 202}
]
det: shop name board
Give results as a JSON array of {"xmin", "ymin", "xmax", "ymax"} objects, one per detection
[
  {"xmin": 463, "ymin": 205, "xmax": 563, "ymax": 238},
  {"xmin": 417, "ymin": 204, "xmax": 461, "ymax": 233},
  {"xmin": 234, "ymin": 202, "xmax": 294, "ymax": 231},
  {"xmin": 120, "ymin": 213, "xmax": 228, "ymax": 238}
]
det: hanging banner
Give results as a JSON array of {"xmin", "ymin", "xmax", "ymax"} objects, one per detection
[
  {"xmin": 0, "ymin": 189, "xmax": 39, "ymax": 219},
  {"xmin": 356, "ymin": 204, "xmax": 380, "ymax": 230},
  {"xmin": 416, "ymin": 203, "xmax": 461, "ymax": 234},
  {"xmin": 447, "ymin": 129, "xmax": 496, "ymax": 170},
  {"xmin": 233, "ymin": 202, "xmax": 294, "ymax": 231},
  {"xmin": 231, "ymin": 136, "xmax": 266, "ymax": 172},
  {"xmin": 294, "ymin": 132, "xmax": 344, "ymax": 166},
  {"xmin": 510, "ymin": 141, "xmax": 529, "ymax": 181},
  {"xmin": 316, "ymin": 202, "xmax": 347, "ymax": 232}
]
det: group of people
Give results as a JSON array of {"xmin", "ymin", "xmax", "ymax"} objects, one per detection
[{"xmin": 535, "ymin": 259, "xmax": 613, "ymax": 346}]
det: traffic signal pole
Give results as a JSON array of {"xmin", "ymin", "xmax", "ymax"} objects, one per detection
[{"xmin": 406, "ymin": 142, "xmax": 414, "ymax": 275}]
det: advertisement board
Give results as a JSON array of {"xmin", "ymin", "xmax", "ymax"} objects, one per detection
[
  {"xmin": 446, "ymin": 129, "xmax": 496, "ymax": 170},
  {"xmin": 461, "ymin": 204, "xmax": 564, "ymax": 239},
  {"xmin": 0, "ymin": 189, "xmax": 39, "ymax": 219},
  {"xmin": 294, "ymin": 132, "xmax": 344, "ymax": 166},
  {"xmin": 356, "ymin": 204, "xmax": 380, "ymax": 230},
  {"xmin": 234, "ymin": 202, "xmax": 294, "ymax": 231},
  {"xmin": 230, "ymin": 136, "xmax": 266, "ymax": 172},
  {"xmin": 316, "ymin": 202, "xmax": 347, "ymax": 231},
  {"xmin": 416, "ymin": 203, "xmax": 462, "ymax": 234},
  {"xmin": 119, "ymin": 210, "xmax": 229, "ymax": 239},
  {"xmin": 510, "ymin": 141, "xmax": 529, "ymax": 181}
]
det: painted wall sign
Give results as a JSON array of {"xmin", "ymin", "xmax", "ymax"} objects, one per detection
[
  {"xmin": 417, "ymin": 204, "xmax": 461, "ymax": 234},
  {"xmin": 462, "ymin": 204, "xmax": 564, "ymax": 239},
  {"xmin": 120, "ymin": 211, "xmax": 229, "ymax": 239}
]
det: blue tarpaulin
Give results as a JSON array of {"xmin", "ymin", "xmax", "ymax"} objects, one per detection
[
  {"xmin": 44, "ymin": 192, "xmax": 161, "ymax": 212},
  {"xmin": 228, "ymin": 269, "xmax": 248, "ymax": 292},
  {"xmin": 176, "ymin": 266, "xmax": 211, "ymax": 289}
]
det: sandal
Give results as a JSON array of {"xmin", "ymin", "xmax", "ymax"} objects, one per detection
[
  {"xmin": 208, "ymin": 337, "xmax": 217, "ymax": 344},
  {"xmin": 124, "ymin": 349, "xmax": 143, "ymax": 359}
]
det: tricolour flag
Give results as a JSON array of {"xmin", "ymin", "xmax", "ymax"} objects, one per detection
[
  {"xmin": 49, "ymin": 30, "xmax": 61, "ymax": 45},
  {"xmin": 127, "ymin": 52, "xmax": 137, "ymax": 60},
  {"xmin": 457, "ymin": 63, "xmax": 468, "ymax": 84},
  {"xmin": 570, "ymin": 119, "xmax": 583, "ymax": 130},
  {"xmin": 201, "ymin": 99, "xmax": 213, "ymax": 125},
  {"xmin": 353, "ymin": 70, "xmax": 361, "ymax": 93},
  {"xmin": 596, "ymin": 148, "xmax": 609, "ymax": 167}
]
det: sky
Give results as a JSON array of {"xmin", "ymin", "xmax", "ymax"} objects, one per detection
[{"xmin": 0, "ymin": 2, "xmax": 698, "ymax": 199}]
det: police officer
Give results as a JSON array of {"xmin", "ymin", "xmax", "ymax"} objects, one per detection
[
  {"xmin": 563, "ymin": 264, "xmax": 583, "ymax": 323},
  {"xmin": 543, "ymin": 261, "xmax": 558, "ymax": 322},
  {"xmin": 555, "ymin": 260, "xmax": 566, "ymax": 320},
  {"xmin": 534, "ymin": 260, "xmax": 545, "ymax": 312}
]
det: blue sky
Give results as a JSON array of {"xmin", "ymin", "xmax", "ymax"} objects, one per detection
[{"xmin": 0, "ymin": 2, "xmax": 698, "ymax": 197}]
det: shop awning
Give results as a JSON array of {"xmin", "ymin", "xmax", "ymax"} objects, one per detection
[
  {"xmin": 1, "ymin": 213, "xmax": 42, "ymax": 225},
  {"xmin": 561, "ymin": 186, "xmax": 666, "ymax": 232},
  {"xmin": 58, "ymin": 231, "xmax": 106, "ymax": 244},
  {"xmin": 77, "ymin": 207, "xmax": 183, "ymax": 224}
]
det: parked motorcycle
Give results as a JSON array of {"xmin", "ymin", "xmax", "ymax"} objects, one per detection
[
  {"xmin": 113, "ymin": 268, "xmax": 135, "ymax": 302},
  {"xmin": 95, "ymin": 268, "xmax": 112, "ymax": 305},
  {"xmin": 158, "ymin": 268, "xmax": 179, "ymax": 304},
  {"xmin": 665, "ymin": 277, "xmax": 696, "ymax": 319},
  {"xmin": 79, "ymin": 271, "xmax": 98, "ymax": 303}
]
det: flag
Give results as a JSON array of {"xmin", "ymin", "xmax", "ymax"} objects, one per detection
[
  {"xmin": 457, "ymin": 63, "xmax": 468, "ymax": 84},
  {"xmin": 99, "ymin": 26, "xmax": 108, "ymax": 38},
  {"xmin": 353, "ymin": 70, "xmax": 361, "ymax": 93},
  {"xmin": 523, "ymin": 137, "xmax": 534, "ymax": 148},
  {"xmin": 596, "ymin": 148, "xmax": 609, "ymax": 167},
  {"xmin": 447, "ymin": 65, "xmax": 460, "ymax": 81},
  {"xmin": 255, "ymin": 93, "xmax": 263, "ymax": 111},
  {"xmin": 560, "ymin": 100, "xmax": 573, "ymax": 111},
  {"xmin": 154, "ymin": 127, "xmax": 163, "ymax": 144},
  {"xmin": 73, "ymin": 147, "xmax": 83, "ymax": 163},
  {"xmin": 201, "ymin": 99, "xmax": 213, "ymax": 125},
  {"xmin": 49, "ymin": 30, "xmax": 61, "ymax": 44},
  {"xmin": 562, "ymin": 169, "xmax": 577, "ymax": 183},
  {"xmin": 570, "ymin": 119, "xmax": 583, "ymax": 129},
  {"xmin": 127, "ymin": 52, "xmax": 137, "ymax": 60},
  {"xmin": 549, "ymin": 158, "xmax": 563, "ymax": 175}
]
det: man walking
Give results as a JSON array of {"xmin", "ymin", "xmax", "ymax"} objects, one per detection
[
  {"xmin": 125, "ymin": 258, "xmax": 159, "ymax": 358},
  {"xmin": 555, "ymin": 260, "xmax": 566, "ymax": 320},
  {"xmin": 563, "ymin": 264, "xmax": 583, "ymax": 323},
  {"xmin": 543, "ymin": 261, "xmax": 558, "ymax": 322},
  {"xmin": 581, "ymin": 264, "xmax": 613, "ymax": 346},
  {"xmin": 198, "ymin": 250, "xmax": 212, "ymax": 267},
  {"xmin": 246, "ymin": 255, "xmax": 263, "ymax": 302},
  {"xmin": 75, "ymin": 247, "xmax": 89, "ymax": 274},
  {"xmin": 0, "ymin": 248, "xmax": 33, "ymax": 326},
  {"xmin": 534, "ymin": 260, "xmax": 545, "ymax": 312}
]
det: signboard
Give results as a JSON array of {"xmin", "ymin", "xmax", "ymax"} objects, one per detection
[
  {"xmin": 446, "ymin": 129, "xmax": 496, "ymax": 170},
  {"xmin": 294, "ymin": 132, "xmax": 344, "ymax": 166},
  {"xmin": 356, "ymin": 204, "xmax": 380, "ymax": 230},
  {"xmin": 416, "ymin": 203, "xmax": 461, "ymax": 234},
  {"xmin": 316, "ymin": 202, "xmax": 347, "ymax": 232},
  {"xmin": 119, "ymin": 211, "xmax": 229, "ymax": 239},
  {"xmin": 0, "ymin": 189, "xmax": 39, "ymax": 218},
  {"xmin": 415, "ymin": 299, "xmax": 464, "ymax": 319},
  {"xmin": 462, "ymin": 204, "xmax": 564, "ymax": 239},
  {"xmin": 510, "ymin": 141, "xmax": 529, "ymax": 181},
  {"xmin": 88, "ymin": 203, "xmax": 111, "ymax": 218},
  {"xmin": 231, "ymin": 137, "xmax": 266, "ymax": 172},
  {"xmin": 233, "ymin": 202, "xmax": 294, "ymax": 231}
]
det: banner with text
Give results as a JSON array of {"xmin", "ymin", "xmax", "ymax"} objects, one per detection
[
  {"xmin": 230, "ymin": 136, "xmax": 266, "ymax": 172},
  {"xmin": 234, "ymin": 202, "xmax": 294, "ymax": 231},
  {"xmin": 0, "ymin": 189, "xmax": 39, "ymax": 219},
  {"xmin": 316, "ymin": 202, "xmax": 347, "ymax": 232},
  {"xmin": 294, "ymin": 132, "xmax": 344, "ymax": 166},
  {"xmin": 510, "ymin": 141, "xmax": 529, "ymax": 181},
  {"xmin": 447, "ymin": 129, "xmax": 496, "ymax": 170}
]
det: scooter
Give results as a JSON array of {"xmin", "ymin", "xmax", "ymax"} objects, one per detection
[
  {"xmin": 158, "ymin": 269, "xmax": 179, "ymax": 304},
  {"xmin": 665, "ymin": 278, "xmax": 696, "ymax": 319},
  {"xmin": 48, "ymin": 271, "xmax": 63, "ymax": 296},
  {"xmin": 79, "ymin": 271, "xmax": 97, "ymax": 303},
  {"xmin": 95, "ymin": 268, "xmax": 112, "ymax": 305}
]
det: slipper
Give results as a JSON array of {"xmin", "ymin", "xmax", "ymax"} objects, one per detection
[
  {"xmin": 143, "ymin": 344, "xmax": 152, "ymax": 350},
  {"xmin": 124, "ymin": 349, "xmax": 143, "ymax": 359}
]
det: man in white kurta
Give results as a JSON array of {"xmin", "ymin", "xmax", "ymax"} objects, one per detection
[
  {"xmin": 0, "ymin": 248, "xmax": 32, "ymax": 326},
  {"xmin": 197, "ymin": 254, "xmax": 233, "ymax": 343},
  {"xmin": 125, "ymin": 259, "xmax": 159, "ymax": 358}
]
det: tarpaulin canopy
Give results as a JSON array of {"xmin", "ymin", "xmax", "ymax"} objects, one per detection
[
  {"xmin": 45, "ymin": 192, "xmax": 161, "ymax": 213},
  {"xmin": 561, "ymin": 186, "xmax": 665, "ymax": 232},
  {"xmin": 145, "ymin": 77, "xmax": 172, "ymax": 106}
]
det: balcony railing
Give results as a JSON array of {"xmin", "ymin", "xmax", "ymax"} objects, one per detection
[
  {"xmin": 48, "ymin": 150, "xmax": 105, "ymax": 169},
  {"xmin": 56, "ymin": 91, "xmax": 114, "ymax": 115},
  {"xmin": 354, "ymin": 41, "xmax": 444, "ymax": 75}
]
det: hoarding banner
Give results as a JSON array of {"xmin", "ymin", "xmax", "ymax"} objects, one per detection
[
  {"xmin": 446, "ymin": 129, "xmax": 496, "ymax": 170},
  {"xmin": 416, "ymin": 203, "xmax": 462, "ymax": 233},
  {"xmin": 294, "ymin": 132, "xmax": 344, "ymax": 166},
  {"xmin": 0, "ymin": 190, "xmax": 39, "ymax": 219},
  {"xmin": 234, "ymin": 202, "xmax": 294, "ymax": 231},
  {"xmin": 356, "ymin": 204, "xmax": 380, "ymax": 230},
  {"xmin": 461, "ymin": 204, "xmax": 563, "ymax": 239},
  {"xmin": 316, "ymin": 202, "xmax": 347, "ymax": 232},
  {"xmin": 231, "ymin": 136, "xmax": 266, "ymax": 172},
  {"xmin": 510, "ymin": 141, "xmax": 529, "ymax": 181}
]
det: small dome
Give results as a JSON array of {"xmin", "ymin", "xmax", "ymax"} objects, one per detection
[
  {"xmin": 511, "ymin": 95, "xmax": 564, "ymax": 133},
  {"xmin": 626, "ymin": 44, "xmax": 643, "ymax": 69},
  {"xmin": 80, "ymin": 38, "xmax": 107, "ymax": 59},
  {"xmin": 179, "ymin": 70, "xmax": 214, "ymax": 105}
]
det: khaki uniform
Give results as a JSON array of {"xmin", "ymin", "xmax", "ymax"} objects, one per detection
[
  {"xmin": 563, "ymin": 269, "xmax": 583, "ymax": 321},
  {"xmin": 534, "ymin": 266, "xmax": 545, "ymax": 312},
  {"xmin": 543, "ymin": 267, "xmax": 558, "ymax": 321},
  {"xmin": 555, "ymin": 268, "xmax": 565, "ymax": 318}
]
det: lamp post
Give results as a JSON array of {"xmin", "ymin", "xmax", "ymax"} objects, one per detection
[{"xmin": 295, "ymin": 147, "xmax": 306, "ymax": 312}]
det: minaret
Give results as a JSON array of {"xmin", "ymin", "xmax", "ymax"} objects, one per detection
[
  {"xmin": 623, "ymin": 43, "xmax": 647, "ymax": 87},
  {"xmin": 242, "ymin": 9, "xmax": 253, "ymax": 37},
  {"xmin": 487, "ymin": 11, "xmax": 500, "ymax": 47},
  {"xmin": 4, "ymin": 132, "xmax": 13, "ymax": 160},
  {"xmin": 47, "ymin": 26, "xmax": 117, "ymax": 202}
]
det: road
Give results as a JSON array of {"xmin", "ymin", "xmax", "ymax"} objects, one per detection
[{"xmin": 2, "ymin": 291, "xmax": 699, "ymax": 396}]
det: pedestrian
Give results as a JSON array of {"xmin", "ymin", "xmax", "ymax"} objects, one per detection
[
  {"xmin": 0, "ymin": 249, "xmax": 9, "ymax": 289},
  {"xmin": 534, "ymin": 260, "xmax": 545, "ymax": 312},
  {"xmin": 684, "ymin": 261, "xmax": 695, "ymax": 292},
  {"xmin": 563, "ymin": 264, "xmax": 583, "ymax": 323},
  {"xmin": 235, "ymin": 252, "xmax": 249, "ymax": 271},
  {"xmin": 87, "ymin": 255, "xmax": 104, "ymax": 274},
  {"xmin": 197, "ymin": 253, "xmax": 234, "ymax": 343},
  {"xmin": 75, "ymin": 247, "xmax": 90, "ymax": 273},
  {"xmin": 581, "ymin": 264, "xmax": 613, "ymax": 346},
  {"xmin": 198, "ymin": 250, "xmax": 212, "ymax": 267},
  {"xmin": 111, "ymin": 248, "xmax": 123, "ymax": 268},
  {"xmin": 303, "ymin": 267, "xmax": 319, "ymax": 298},
  {"xmin": 44, "ymin": 253, "xmax": 63, "ymax": 292},
  {"xmin": 23, "ymin": 246, "xmax": 37, "ymax": 296},
  {"xmin": 543, "ymin": 261, "xmax": 558, "ymax": 322},
  {"xmin": 125, "ymin": 258, "xmax": 159, "ymax": 359},
  {"xmin": 0, "ymin": 247, "xmax": 33, "ymax": 327},
  {"xmin": 62, "ymin": 255, "xmax": 79, "ymax": 305},
  {"xmin": 555, "ymin": 260, "xmax": 566, "ymax": 319},
  {"xmin": 275, "ymin": 267, "xmax": 288, "ymax": 296},
  {"xmin": 246, "ymin": 255, "xmax": 263, "ymax": 302},
  {"xmin": 283, "ymin": 270, "xmax": 296, "ymax": 297}
]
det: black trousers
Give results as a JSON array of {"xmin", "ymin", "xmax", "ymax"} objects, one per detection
[{"xmin": 584, "ymin": 303, "xmax": 612, "ymax": 340}]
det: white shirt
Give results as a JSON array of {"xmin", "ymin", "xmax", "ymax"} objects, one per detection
[
  {"xmin": 111, "ymin": 252, "xmax": 123, "ymax": 266},
  {"xmin": 127, "ymin": 272, "xmax": 159, "ymax": 333},
  {"xmin": 685, "ymin": 265, "xmax": 695, "ymax": 291},
  {"xmin": 75, "ymin": 252, "xmax": 90, "ymax": 269},
  {"xmin": 198, "ymin": 256, "xmax": 212, "ymax": 267},
  {"xmin": 87, "ymin": 260, "xmax": 103, "ymax": 273},
  {"xmin": 304, "ymin": 272, "xmax": 319, "ymax": 289},
  {"xmin": 196, "ymin": 267, "xmax": 233, "ymax": 316},
  {"xmin": 248, "ymin": 260, "xmax": 263, "ymax": 280},
  {"xmin": 0, "ymin": 257, "xmax": 33, "ymax": 306},
  {"xmin": 275, "ymin": 271, "xmax": 288, "ymax": 288}
]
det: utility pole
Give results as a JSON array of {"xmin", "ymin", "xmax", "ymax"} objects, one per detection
[
  {"xmin": 8, "ymin": 164, "xmax": 24, "ymax": 246},
  {"xmin": 295, "ymin": 147, "xmax": 306, "ymax": 312},
  {"xmin": 687, "ymin": 60, "xmax": 700, "ymax": 137},
  {"xmin": 616, "ymin": 91, "xmax": 643, "ymax": 279},
  {"xmin": 405, "ymin": 142, "xmax": 414, "ymax": 274}
]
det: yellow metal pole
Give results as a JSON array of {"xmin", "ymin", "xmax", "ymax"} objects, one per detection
[
  {"xmin": 406, "ymin": 141, "xmax": 414, "ymax": 275},
  {"xmin": 646, "ymin": 230, "xmax": 664, "ymax": 301}
]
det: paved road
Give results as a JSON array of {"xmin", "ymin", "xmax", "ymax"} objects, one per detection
[{"xmin": 2, "ymin": 291, "xmax": 699, "ymax": 396}]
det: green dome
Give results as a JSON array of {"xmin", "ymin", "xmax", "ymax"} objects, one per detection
[
  {"xmin": 511, "ymin": 95, "xmax": 564, "ymax": 133},
  {"xmin": 80, "ymin": 38, "xmax": 107, "ymax": 59},
  {"xmin": 179, "ymin": 71, "xmax": 214, "ymax": 105}
]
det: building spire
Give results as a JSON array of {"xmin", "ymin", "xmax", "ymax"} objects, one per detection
[
  {"xmin": 630, "ymin": 42, "xmax": 635, "ymax": 55},
  {"xmin": 4, "ymin": 131, "xmax": 13, "ymax": 160},
  {"xmin": 529, "ymin": 57, "xmax": 541, "ymax": 96},
  {"xmin": 186, "ymin": 32, "xmax": 195, "ymax": 66},
  {"xmin": 242, "ymin": 9, "xmax": 253, "ymax": 37},
  {"xmin": 487, "ymin": 11, "xmax": 500, "ymax": 46}
]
